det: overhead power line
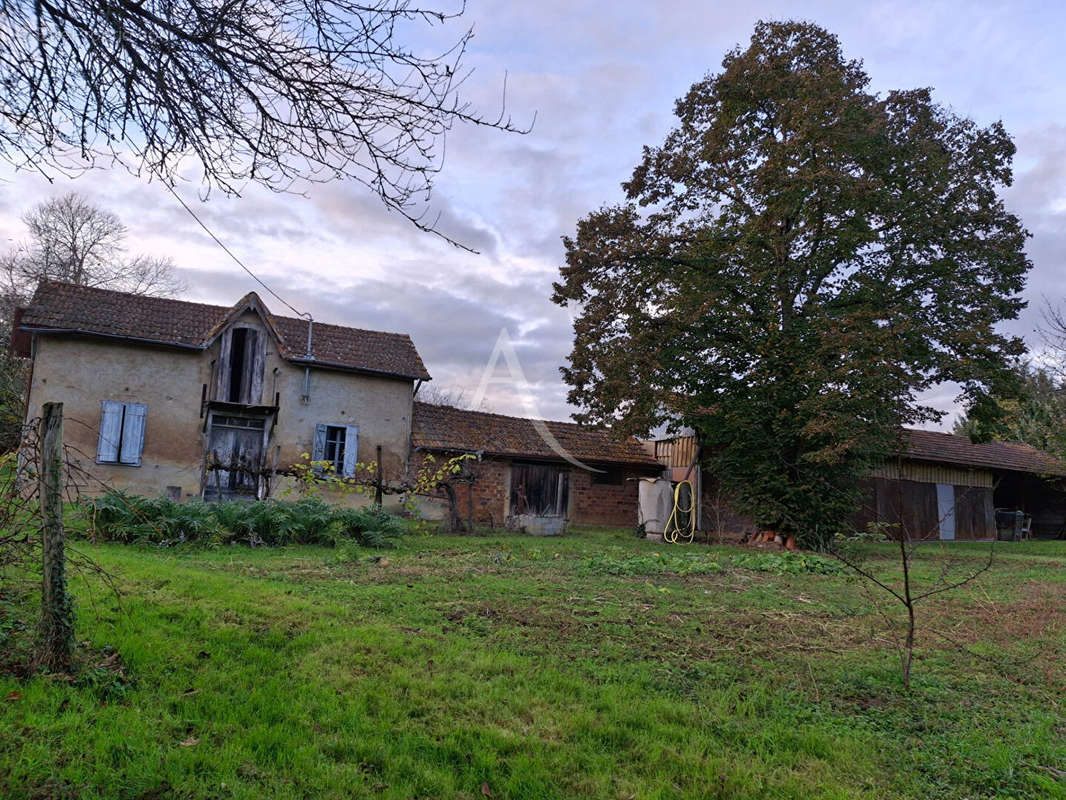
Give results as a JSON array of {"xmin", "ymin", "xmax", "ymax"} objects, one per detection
[{"xmin": 163, "ymin": 182, "xmax": 311, "ymax": 321}]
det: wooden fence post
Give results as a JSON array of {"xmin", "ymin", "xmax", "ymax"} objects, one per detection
[{"xmin": 39, "ymin": 402, "xmax": 73, "ymax": 672}]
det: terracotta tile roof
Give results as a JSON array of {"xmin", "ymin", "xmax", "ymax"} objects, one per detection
[
  {"xmin": 412, "ymin": 402, "xmax": 661, "ymax": 467},
  {"xmin": 17, "ymin": 281, "xmax": 430, "ymax": 380},
  {"xmin": 902, "ymin": 429, "xmax": 1066, "ymax": 477}
]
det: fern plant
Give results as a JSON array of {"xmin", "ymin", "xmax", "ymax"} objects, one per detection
[{"xmin": 83, "ymin": 490, "xmax": 407, "ymax": 550}]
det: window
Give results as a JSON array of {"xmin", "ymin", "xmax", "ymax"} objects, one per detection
[
  {"xmin": 311, "ymin": 422, "xmax": 359, "ymax": 477},
  {"xmin": 97, "ymin": 401, "xmax": 148, "ymax": 466},
  {"xmin": 227, "ymin": 328, "xmax": 251, "ymax": 402},
  {"xmin": 323, "ymin": 426, "xmax": 345, "ymax": 473},
  {"xmin": 212, "ymin": 415, "xmax": 266, "ymax": 430}
]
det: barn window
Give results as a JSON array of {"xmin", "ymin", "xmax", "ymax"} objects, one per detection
[
  {"xmin": 97, "ymin": 401, "xmax": 148, "ymax": 466},
  {"xmin": 311, "ymin": 423, "xmax": 359, "ymax": 477},
  {"xmin": 510, "ymin": 462, "xmax": 570, "ymax": 517},
  {"xmin": 217, "ymin": 326, "xmax": 264, "ymax": 404}
]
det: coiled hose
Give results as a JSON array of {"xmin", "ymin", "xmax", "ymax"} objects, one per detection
[{"xmin": 663, "ymin": 479, "xmax": 695, "ymax": 544}]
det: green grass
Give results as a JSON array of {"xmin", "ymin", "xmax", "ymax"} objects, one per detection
[{"xmin": 3, "ymin": 529, "xmax": 1066, "ymax": 799}]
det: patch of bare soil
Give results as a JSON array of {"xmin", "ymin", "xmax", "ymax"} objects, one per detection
[
  {"xmin": 433, "ymin": 596, "xmax": 877, "ymax": 667},
  {"xmin": 932, "ymin": 580, "xmax": 1066, "ymax": 648}
]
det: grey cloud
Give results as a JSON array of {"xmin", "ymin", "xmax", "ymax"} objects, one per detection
[
  {"xmin": 1002, "ymin": 125, "xmax": 1066, "ymax": 346},
  {"xmin": 175, "ymin": 263, "xmax": 574, "ymax": 418}
]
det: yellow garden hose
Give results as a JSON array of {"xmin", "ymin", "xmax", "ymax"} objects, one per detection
[{"xmin": 663, "ymin": 479, "xmax": 696, "ymax": 544}]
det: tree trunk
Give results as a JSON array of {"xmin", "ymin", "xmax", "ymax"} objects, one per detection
[
  {"xmin": 439, "ymin": 482, "xmax": 466, "ymax": 533},
  {"xmin": 39, "ymin": 402, "xmax": 73, "ymax": 673},
  {"xmin": 374, "ymin": 445, "xmax": 383, "ymax": 506},
  {"xmin": 899, "ymin": 533, "xmax": 915, "ymax": 691}
]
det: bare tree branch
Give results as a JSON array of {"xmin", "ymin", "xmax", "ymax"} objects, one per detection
[{"xmin": 0, "ymin": 0, "xmax": 531, "ymax": 248}]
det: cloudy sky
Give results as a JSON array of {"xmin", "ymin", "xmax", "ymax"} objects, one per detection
[{"xmin": 2, "ymin": 1, "xmax": 1064, "ymax": 428}]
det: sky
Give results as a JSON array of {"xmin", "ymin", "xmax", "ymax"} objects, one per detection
[{"xmin": 1, "ymin": 0, "xmax": 1064, "ymax": 428}]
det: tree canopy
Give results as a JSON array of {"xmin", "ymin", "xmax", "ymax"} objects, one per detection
[
  {"xmin": 553, "ymin": 21, "xmax": 1031, "ymax": 546},
  {"xmin": 0, "ymin": 0, "xmax": 524, "ymax": 245}
]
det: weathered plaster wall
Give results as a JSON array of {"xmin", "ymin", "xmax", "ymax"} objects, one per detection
[
  {"xmin": 267, "ymin": 359, "xmax": 413, "ymax": 480},
  {"xmin": 25, "ymin": 336, "xmax": 208, "ymax": 497}
]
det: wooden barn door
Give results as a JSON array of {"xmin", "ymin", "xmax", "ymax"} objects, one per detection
[
  {"xmin": 936, "ymin": 483, "xmax": 956, "ymax": 541},
  {"xmin": 510, "ymin": 462, "xmax": 570, "ymax": 517},
  {"xmin": 204, "ymin": 414, "xmax": 269, "ymax": 501}
]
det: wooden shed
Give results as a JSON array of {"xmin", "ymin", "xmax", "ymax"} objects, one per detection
[{"xmin": 863, "ymin": 430, "xmax": 1066, "ymax": 540}]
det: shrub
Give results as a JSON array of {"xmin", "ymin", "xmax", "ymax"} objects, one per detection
[
  {"xmin": 81, "ymin": 491, "xmax": 405, "ymax": 549},
  {"xmin": 282, "ymin": 497, "xmax": 337, "ymax": 546},
  {"xmin": 334, "ymin": 506, "xmax": 406, "ymax": 549},
  {"xmin": 86, "ymin": 490, "xmax": 167, "ymax": 543}
]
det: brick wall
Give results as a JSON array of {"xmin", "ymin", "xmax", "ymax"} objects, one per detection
[
  {"xmin": 409, "ymin": 452, "xmax": 509, "ymax": 528},
  {"xmin": 454, "ymin": 458, "xmax": 509, "ymax": 528},
  {"xmin": 569, "ymin": 466, "xmax": 645, "ymax": 527}
]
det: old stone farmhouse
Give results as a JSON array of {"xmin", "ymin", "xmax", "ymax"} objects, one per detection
[
  {"xmin": 25, "ymin": 280, "xmax": 1060, "ymax": 540},
  {"xmin": 13, "ymin": 281, "xmax": 428, "ymax": 502},
  {"xmin": 12, "ymin": 281, "xmax": 657, "ymax": 528}
]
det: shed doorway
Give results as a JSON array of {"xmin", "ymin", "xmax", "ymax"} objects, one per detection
[
  {"xmin": 936, "ymin": 483, "xmax": 956, "ymax": 541},
  {"xmin": 510, "ymin": 462, "xmax": 570, "ymax": 517}
]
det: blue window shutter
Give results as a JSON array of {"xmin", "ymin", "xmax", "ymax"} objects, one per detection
[
  {"xmin": 97, "ymin": 401, "xmax": 123, "ymax": 462},
  {"xmin": 342, "ymin": 425, "xmax": 359, "ymax": 477},
  {"xmin": 312, "ymin": 423, "xmax": 327, "ymax": 462},
  {"xmin": 120, "ymin": 403, "xmax": 148, "ymax": 466}
]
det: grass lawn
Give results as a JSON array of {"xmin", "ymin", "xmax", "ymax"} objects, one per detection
[{"xmin": 2, "ymin": 528, "xmax": 1065, "ymax": 799}]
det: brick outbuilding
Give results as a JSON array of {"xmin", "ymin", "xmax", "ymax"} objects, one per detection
[{"xmin": 411, "ymin": 402, "xmax": 662, "ymax": 529}]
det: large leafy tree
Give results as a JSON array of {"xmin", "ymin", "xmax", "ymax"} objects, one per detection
[{"xmin": 553, "ymin": 21, "xmax": 1030, "ymax": 547}]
